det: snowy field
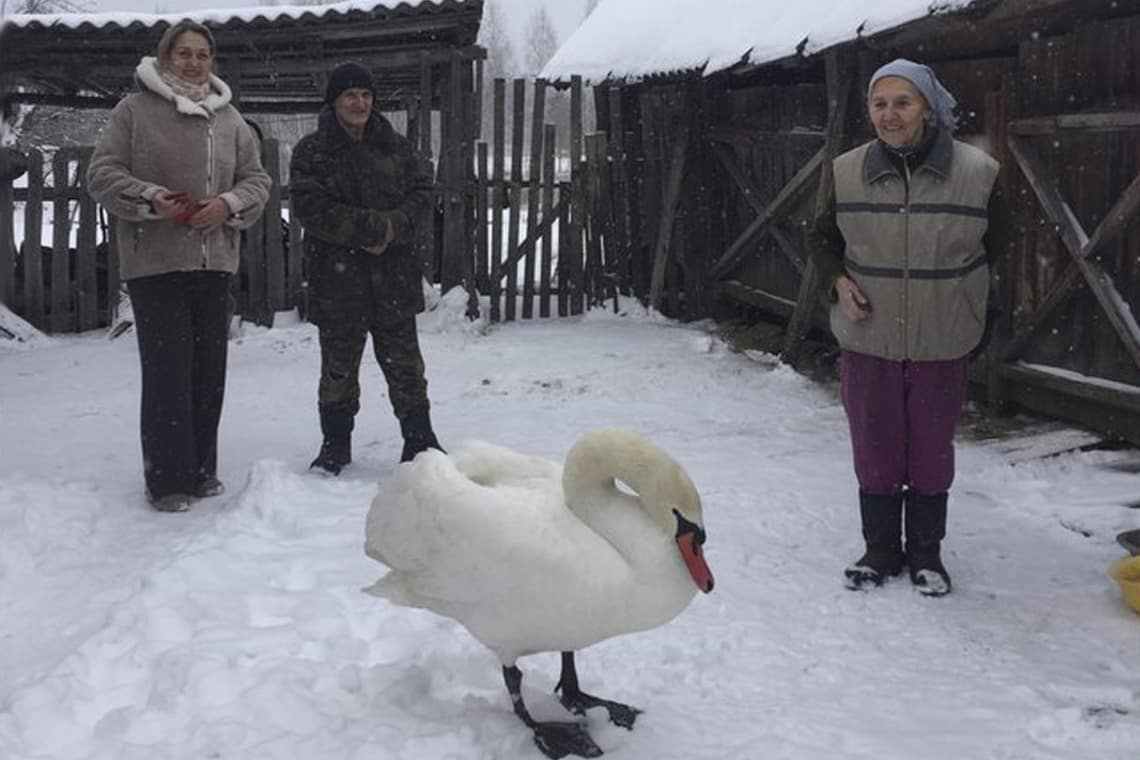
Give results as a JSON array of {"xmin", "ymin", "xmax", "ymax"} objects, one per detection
[{"xmin": 1, "ymin": 289, "xmax": 1139, "ymax": 760}]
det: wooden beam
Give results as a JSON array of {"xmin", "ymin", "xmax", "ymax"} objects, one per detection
[
  {"xmin": 1082, "ymin": 167, "xmax": 1140, "ymax": 259},
  {"xmin": 1007, "ymin": 134, "xmax": 1140, "ymax": 372},
  {"xmin": 708, "ymin": 146, "xmax": 823, "ymax": 280},
  {"xmin": 1008, "ymin": 111, "xmax": 1140, "ymax": 135},
  {"xmin": 718, "ymin": 280, "xmax": 798, "ymax": 319},
  {"xmin": 648, "ymin": 121, "xmax": 690, "ymax": 310},
  {"xmin": 783, "ymin": 47, "xmax": 856, "ymax": 361}
]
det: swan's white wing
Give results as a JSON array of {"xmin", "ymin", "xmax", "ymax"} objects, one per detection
[{"xmin": 365, "ymin": 446, "xmax": 616, "ymax": 608}]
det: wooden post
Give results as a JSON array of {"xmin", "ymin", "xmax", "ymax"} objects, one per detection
[
  {"xmin": 557, "ymin": 182, "xmax": 570, "ymax": 317},
  {"xmin": 76, "ymin": 148, "xmax": 98, "ymax": 331},
  {"xmin": 50, "ymin": 152, "xmax": 71, "ymax": 333},
  {"xmin": 0, "ymin": 178, "xmax": 13, "ymax": 310},
  {"xmin": 568, "ymin": 76, "xmax": 585, "ymax": 315},
  {"xmin": 522, "ymin": 79, "xmax": 546, "ymax": 318},
  {"xmin": 983, "ymin": 73, "xmax": 1013, "ymax": 414},
  {"xmin": 288, "ymin": 214, "xmax": 304, "ymax": 315},
  {"xmin": 263, "ymin": 139, "xmax": 285, "ymax": 315},
  {"xmin": 584, "ymin": 133, "xmax": 605, "ymax": 307},
  {"xmin": 648, "ymin": 122, "xmax": 690, "ymax": 311},
  {"xmin": 506, "ymin": 78, "xmax": 526, "ymax": 321},
  {"xmin": 23, "ymin": 150, "xmax": 44, "ymax": 329},
  {"xmin": 476, "ymin": 140, "xmax": 490, "ymax": 294},
  {"xmin": 782, "ymin": 47, "xmax": 855, "ymax": 362},
  {"xmin": 419, "ymin": 56, "xmax": 434, "ymax": 159},
  {"xmin": 490, "ymin": 78, "xmax": 506, "ymax": 322},
  {"xmin": 540, "ymin": 122, "xmax": 556, "ymax": 318}
]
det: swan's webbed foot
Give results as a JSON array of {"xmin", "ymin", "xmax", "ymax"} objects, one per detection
[
  {"xmin": 531, "ymin": 721, "xmax": 604, "ymax": 759},
  {"xmin": 554, "ymin": 651, "xmax": 643, "ymax": 730},
  {"xmin": 503, "ymin": 665, "xmax": 603, "ymax": 759}
]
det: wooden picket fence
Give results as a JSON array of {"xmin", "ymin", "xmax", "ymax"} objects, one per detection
[
  {"xmin": 474, "ymin": 76, "xmax": 636, "ymax": 323},
  {"xmin": 0, "ymin": 140, "xmax": 301, "ymax": 334},
  {"xmin": 0, "ymin": 77, "xmax": 660, "ymax": 334}
]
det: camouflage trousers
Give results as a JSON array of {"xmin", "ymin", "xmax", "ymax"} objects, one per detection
[{"xmin": 317, "ymin": 316, "xmax": 429, "ymax": 420}]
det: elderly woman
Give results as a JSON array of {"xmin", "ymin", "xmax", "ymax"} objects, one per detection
[
  {"xmin": 807, "ymin": 59, "xmax": 1010, "ymax": 596},
  {"xmin": 88, "ymin": 21, "xmax": 270, "ymax": 512}
]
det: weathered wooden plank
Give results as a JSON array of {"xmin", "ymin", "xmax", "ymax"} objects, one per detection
[
  {"xmin": 1001, "ymin": 264, "xmax": 1081, "ymax": 362},
  {"xmin": 439, "ymin": 55, "xmax": 467, "ymax": 291},
  {"xmin": 718, "ymin": 279, "xmax": 798, "ymax": 318},
  {"xmin": 608, "ymin": 85, "xmax": 632, "ymax": 295},
  {"xmin": 709, "ymin": 146, "xmax": 824, "ymax": 280},
  {"xmin": 783, "ymin": 48, "xmax": 856, "ymax": 361},
  {"xmin": 51, "ymin": 153, "xmax": 71, "ymax": 333},
  {"xmin": 0, "ymin": 180, "xmax": 14, "ymax": 310},
  {"xmin": 1082, "ymin": 167, "xmax": 1140, "ymax": 260},
  {"xmin": 621, "ymin": 88, "xmax": 646, "ymax": 302},
  {"xmin": 76, "ymin": 150, "xmax": 98, "ymax": 331},
  {"xmin": 539, "ymin": 123, "xmax": 556, "ymax": 318},
  {"xmin": 262, "ymin": 140, "xmax": 286, "ymax": 313},
  {"xmin": 648, "ymin": 122, "xmax": 690, "ymax": 310},
  {"xmin": 557, "ymin": 186, "xmax": 570, "ymax": 317},
  {"xmin": 506, "ymin": 78, "xmax": 526, "ymax": 321},
  {"xmin": 23, "ymin": 150, "xmax": 45, "ymax": 330},
  {"xmin": 1008, "ymin": 112, "xmax": 1140, "ymax": 135},
  {"xmin": 1008, "ymin": 134, "xmax": 1140, "ymax": 371},
  {"xmin": 106, "ymin": 218, "xmax": 120, "ymax": 327},
  {"xmin": 244, "ymin": 181, "xmax": 267, "ymax": 325},
  {"xmin": 418, "ymin": 56, "xmax": 433, "ymax": 158},
  {"xmin": 489, "ymin": 78, "xmax": 506, "ymax": 323},
  {"xmin": 568, "ymin": 76, "xmax": 585, "ymax": 315},
  {"xmin": 476, "ymin": 140, "xmax": 490, "ymax": 294},
  {"xmin": 584, "ymin": 133, "xmax": 607, "ymax": 306},
  {"xmin": 595, "ymin": 131, "xmax": 619, "ymax": 308},
  {"xmin": 287, "ymin": 213, "xmax": 304, "ymax": 314},
  {"xmin": 520, "ymin": 79, "xmax": 546, "ymax": 319}
]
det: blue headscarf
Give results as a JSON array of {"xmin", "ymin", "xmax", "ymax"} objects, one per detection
[{"xmin": 868, "ymin": 58, "xmax": 957, "ymax": 134}]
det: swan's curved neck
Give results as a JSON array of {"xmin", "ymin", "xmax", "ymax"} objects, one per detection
[{"xmin": 562, "ymin": 430, "xmax": 670, "ymax": 525}]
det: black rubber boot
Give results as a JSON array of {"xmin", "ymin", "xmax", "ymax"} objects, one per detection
[
  {"xmin": 310, "ymin": 408, "xmax": 354, "ymax": 475},
  {"xmin": 399, "ymin": 405, "xmax": 445, "ymax": 463},
  {"xmin": 844, "ymin": 491, "xmax": 905, "ymax": 590},
  {"xmin": 906, "ymin": 491, "xmax": 952, "ymax": 597}
]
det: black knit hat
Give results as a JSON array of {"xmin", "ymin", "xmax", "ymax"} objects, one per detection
[{"xmin": 325, "ymin": 62, "xmax": 374, "ymax": 105}]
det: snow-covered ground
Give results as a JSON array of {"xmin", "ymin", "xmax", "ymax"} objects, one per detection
[{"xmin": 1, "ymin": 289, "xmax": 1138, "ymax": 760}]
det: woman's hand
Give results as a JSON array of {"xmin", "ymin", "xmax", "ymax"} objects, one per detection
[
  {"xmin": 151, "ymin": 189, "xmax": 184, "ymax": 219},
  {"xmin": 188, "ymin": 198, "xmax": 232, "ymax": 232},
  {"xmin": 835, "ymin": 275, "xmax": 872, "ymax": 322}
]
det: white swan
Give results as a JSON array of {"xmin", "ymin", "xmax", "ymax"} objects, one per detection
[{"xmin": 364, "ymin": 428, "xmax": 714, "ymax": 758}]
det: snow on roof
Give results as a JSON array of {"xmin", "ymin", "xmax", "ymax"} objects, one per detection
[
  {"xmin": 3, "ymin": 0, "xmax": 472, "ymax": 30},
  {"xmin": 542, "ymin": 0, "xmax": 978, "ymax": 83}
]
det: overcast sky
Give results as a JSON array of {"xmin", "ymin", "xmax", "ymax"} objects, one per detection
[{"xmin": 85, "ymin": 0, "xmax": 590, "ymax": 48}]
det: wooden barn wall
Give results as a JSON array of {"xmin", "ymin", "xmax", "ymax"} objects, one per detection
[
  {"xmin": 1009, "ymin": 13, "xmax": 1140, "ymax": 388},
  {"xmin": 716, "ymin": 82, "xmax": 828, "ymax": 313}
]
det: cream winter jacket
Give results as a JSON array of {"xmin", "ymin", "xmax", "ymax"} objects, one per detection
[{"xmin": 87, "ymin": 58, "xmax": 271, "ymax": 281}]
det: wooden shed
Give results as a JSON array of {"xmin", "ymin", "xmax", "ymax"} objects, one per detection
[
  {"xmin": 543, "ymin": 0, "xmax": 1140, "ymax": 443},
  {"xmin": 0, "ymin": 0, "xmax": 484, "ymax": 329}
]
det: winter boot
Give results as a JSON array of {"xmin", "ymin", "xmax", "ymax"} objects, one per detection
[
  {"xmin": 905, "ymin": 491, "xmax": 952, "ymax": 597},
  {"xmin": 399, "ymin": 405, "xmax": 445, "ymax": 463},
  {"xmin": 310, "ymin": 408, "xmax": 354, "ymax": 475},
  {"xmin": 844, "ymin": 491, "xmax": 905, "ymax": 590}
]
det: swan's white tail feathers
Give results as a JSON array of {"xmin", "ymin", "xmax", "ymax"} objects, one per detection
[{"xmin": 362, "ymin": 574, "xmax": 428, "ymax": 609}]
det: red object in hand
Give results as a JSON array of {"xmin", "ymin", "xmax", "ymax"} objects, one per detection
[{"xmin": 169, "ymin": 192, "xmax": 205, "ymax": 224}]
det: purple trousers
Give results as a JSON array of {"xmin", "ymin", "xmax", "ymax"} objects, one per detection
[{"xmin": 839, "ymin": 350, "xmax": 970, "ymax": 495}]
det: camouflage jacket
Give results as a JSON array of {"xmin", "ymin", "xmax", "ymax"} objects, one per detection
[{"xmin": 290, "ymin": 107, "xmax": 434, "ymax": 328}]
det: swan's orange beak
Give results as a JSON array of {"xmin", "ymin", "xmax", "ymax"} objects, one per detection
[{"xmin": 676, "ymin": 532, "xmax": 714, "ymax": 593}]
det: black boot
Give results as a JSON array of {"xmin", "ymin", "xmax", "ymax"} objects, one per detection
[
  {"xmin": 399, "ymin": 405, "xmax": 444, "ymax": 463},
  {"xmin": 906, "ymin": 491, "xmax": 951, "ymax": 597},
  {"xmin": 844, "ymin": 491, "xmax": 905, "ymax": 590},
  {"xmin": 310, "ymin": 408, "xmax": 354, "ymax": 475}
]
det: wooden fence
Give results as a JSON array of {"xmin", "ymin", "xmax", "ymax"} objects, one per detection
[
  {"xmin": 0, "ymin": 77, "xmax": 673, "ymax": 335},
  {"xmin": 472, "ymin": 76, "xmax": 636, "ymax": 323},
  {"xmin": 0, "ymin": 139, "xmax": 305, "ymax": 334}
]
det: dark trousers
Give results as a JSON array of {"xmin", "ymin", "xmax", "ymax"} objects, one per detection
[
  {"xmin": 317, "ymin": 316, "xmax": 429, "ymax": 421},
  {"xmin": 127, "ymin": 271, "xmax": 232, "ymax": 498},
  {"xmin": 840, "ymin": 350, "xmax": 969, "ymax": 495}
]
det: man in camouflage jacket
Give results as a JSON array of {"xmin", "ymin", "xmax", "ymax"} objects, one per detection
[{"xmin": 290, "ymin": 62, "xmax": 443, "ymax": 474}]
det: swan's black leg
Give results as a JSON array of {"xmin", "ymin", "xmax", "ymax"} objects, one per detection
[
  {"xmin": 502, "ymin": 665, "xmax": 602, "ymax": 759},
  {"xmin": 554, "ymin": 652, "xmax": 642, "ymax": 730}
]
